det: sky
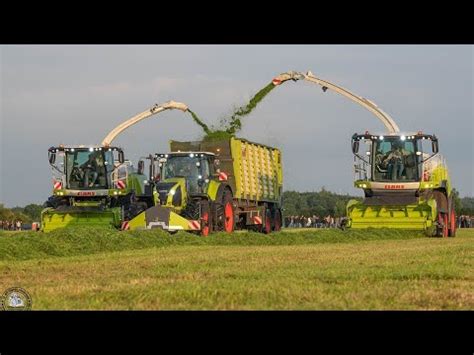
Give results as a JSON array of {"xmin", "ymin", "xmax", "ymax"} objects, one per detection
[{"xmin": 0, "ymin": 45, "xmax": 473, "ymax": 207}]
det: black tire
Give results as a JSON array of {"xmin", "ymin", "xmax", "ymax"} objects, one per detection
[{"xmin": 214, "ymin": 189, "xmax": 234, "ymax": 232}]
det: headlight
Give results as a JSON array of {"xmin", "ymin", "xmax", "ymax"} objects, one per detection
[{"xmin": 169, "ymin": 189, "xmax": 176, "ymax": 196}]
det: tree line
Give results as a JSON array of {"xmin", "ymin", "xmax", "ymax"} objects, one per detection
[
  {"xmin": 0, "ymin": 203, "xmax": 43, "ymax": 224},
  {"xmin": 282, "ymin": 188, "xmax": 474, "ymax": 217},
  {"xmin": 0, "ymin": 188, "xmax": 473, "ymax": 223}
]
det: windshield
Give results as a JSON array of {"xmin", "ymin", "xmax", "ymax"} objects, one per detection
[
  {"xmin": 162, "ymin": 155, "xmax": 211, "ymax": 194},
  {"xmin": 372, "ymin": 138, "xmax": 419, "ymax": 182},
  {"xmin": 65, "ymin": 150, "xmax": 113, "ymax": 189}
]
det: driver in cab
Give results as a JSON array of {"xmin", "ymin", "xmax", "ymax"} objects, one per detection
[
  {"xmin": 383, "ymin": 141, "xmax": 408, "ymax": 180},
  {"xmin": 81, "ymin": 152, "xmax": 101, "ymax": 187}
]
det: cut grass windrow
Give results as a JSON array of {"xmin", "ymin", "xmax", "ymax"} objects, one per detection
[{"xmin": 0, "ymin": 227, "xmax": 425, "ymax": 261}]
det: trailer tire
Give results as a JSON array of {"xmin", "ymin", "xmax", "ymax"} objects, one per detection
[{"xmin": 222, "ymin": 190, "xmax": 235, "ymax": 233}]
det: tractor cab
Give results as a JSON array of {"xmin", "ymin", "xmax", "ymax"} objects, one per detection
[
  {"xmin": 153, "ymin": 152, "xmax": 217, "ymax": 210},
  {"xmin": 47, "ymin": 145, "xmax": 130, "ymax": 198},
  {"xmin": 351, "ymin": 132, "xmax": 440, "ymax": 192}
]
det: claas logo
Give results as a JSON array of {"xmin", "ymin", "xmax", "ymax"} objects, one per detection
[
  {"xmin": 77, "ymin": 191, "xmax": 96, "ymax": 196},
  {"xmin": 384, "ymin": 184, "xmax": 405, "ymax": 189}
]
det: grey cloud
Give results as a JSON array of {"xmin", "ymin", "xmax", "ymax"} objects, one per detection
[{"xmin": 1, "ymin": 45, "xmax": 472, "ymax": 207}]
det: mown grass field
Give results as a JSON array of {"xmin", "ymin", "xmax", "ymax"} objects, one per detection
[{"xmin": 0, "ymin": 228, "xmax": 472, "ymax": 310}]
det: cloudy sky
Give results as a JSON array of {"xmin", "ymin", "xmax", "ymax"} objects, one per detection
[{"xmin": 1, "ymin": 45, "xmax": 472, "ymax": 207}]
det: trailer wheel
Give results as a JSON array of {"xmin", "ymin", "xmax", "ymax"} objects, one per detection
[
  {"xmin": 200, "ymin": 201, "xmax": 211, "ymax": 236},
  {"xmin": 263, "ymin": 209, "xmax": 272, "ymax": 234},
  {"xmin": 223, "ymin": 191, "xmax": 235, "ymax": 233},
  {"xmin": 448, "ymin": 209, "xmax": 456, "ymax": 237},
  {"xmin": 273, "ymin": 209, "xmax": 282, "ymax": 232}
]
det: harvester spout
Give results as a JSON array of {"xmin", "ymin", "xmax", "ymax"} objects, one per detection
[
  {"xmin": 272, "ymin": 70, "xmax": 305, "ymax": 85},
  {"xmin": 159, "ymin": 100, "xmax": 189, "ymax": 112},
  {"xmin": 101, "ymin": 100, "xmax": 189, "ymax": 147},
  {"xmin": 302, "ymin": 70, "xmax": 400, "ymax": 134}
]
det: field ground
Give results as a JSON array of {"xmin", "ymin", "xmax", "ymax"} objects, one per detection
[{"xmin": 0, "ymin": 228, "xmax": 472, "ymax": 310}]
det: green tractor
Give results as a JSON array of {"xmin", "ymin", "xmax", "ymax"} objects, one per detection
[
  {"xmin": 41, "ymin": 145, "xmax": 151, "ymax": 232},
  {"xmin": 126, "ymin": 137, "xmax": 283, "ymax": 235},
  {"xmin": 346, "ymin": 131, "xmax": 456, "ymax": 237}
]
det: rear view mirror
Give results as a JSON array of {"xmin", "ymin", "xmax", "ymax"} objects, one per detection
[
  {"xmin": 137, "ymin": 160, "xmax": 145, "ymax": 175},
  {"xmin": 118, "ymin": 150, "xmax": 125, "ymax": 164},
  {"xmin": 431, "ymin": 140, "xmax": 439, "ymax": 154},
  {"xmin": 352, "ymin": 141, "xmax": 360, "ymax": 154},
  {"xmin": 48, "ymin": 151, "xmax": 56, "ymax": 164}
]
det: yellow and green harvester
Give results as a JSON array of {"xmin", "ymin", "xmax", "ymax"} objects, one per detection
[
  {"xmin": 41, "ymin": 145, "xmax": 151, "ymax": 232},
  {"xmin": 346, "ymin": 132, "xmax": 456, "ymax": 237}
]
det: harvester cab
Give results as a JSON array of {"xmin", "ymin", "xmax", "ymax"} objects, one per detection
[
  {"xmin": 347, "ymin": 132, "xmax": 456, "ymax": 237},
  {"xmin": 41, "ymin": 145, "xmax": 148, "ymax": 232}
]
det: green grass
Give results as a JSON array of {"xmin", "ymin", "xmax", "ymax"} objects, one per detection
[
  {"xmin": 0, "ymin": 227, "xmax": 424, "ymax": 261},
  {"xmin": 0, "ymin": 228, "xmax": 472, "ymax": 310}
]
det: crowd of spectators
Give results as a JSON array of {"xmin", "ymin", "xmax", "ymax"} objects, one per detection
[
  {"xmin": 458, "ymin": 215, "xmax": 473, "ymax": 228},
  {"xmin": 0, "ymin": 220, "xmax": 23, "ymax": 231},
  {"xmin": 284, "ymin": 215, "xmax": 347, "ymax": 229},
  {"xmin": 284, "ymin": 215, "xmax": 474, "ymax": 229}
]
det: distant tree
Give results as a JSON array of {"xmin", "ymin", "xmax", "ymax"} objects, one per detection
[
  {"xmin": 22, "ymin": 204, "xmax": 44, "ymax": 221},
  {"xmin": 0, "ymin": 203, "xmax": 35, "ymax": 223},
  {"xmin": 282, "ymin": 189, "xmax": 361, "ymax": 217},
  {"xmin": 451, "ymin": 188, "xmax": 462, "ymax": 213},
  {"xmin": 459, "ymin": 196, "xmax": 474, "ymax": 215},
  {"xmin": 0, "ymin": 204, "xmax": 15, "ymax": 220}
]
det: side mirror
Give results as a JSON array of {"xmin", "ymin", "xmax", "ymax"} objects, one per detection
[
  {"xmin": 118, "ymin": 151, "xmax": 125, "ymax": 164},
  {"xmin": 352, "ymin": 141, "xmax": 359, "ymax": 154},
  {"xmin": 137, "ymin": 160, "xmax": 145, "ymax": 175},
  {"xmin": 431, "ymin": 140, "xmax": 439, "ymax": 154},
  {"xmin": 48, "ymin": 151, "xmax": 56, "ymax": 164}
]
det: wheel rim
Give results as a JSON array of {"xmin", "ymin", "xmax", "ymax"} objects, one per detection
[
  {"xmin": 201, "ymin": 211, "xmax": 210, "ymax": 236},
  {"xmin": 224, "ymin": 202, "xmax": 234, "ymax": 233}
]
